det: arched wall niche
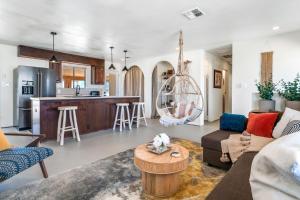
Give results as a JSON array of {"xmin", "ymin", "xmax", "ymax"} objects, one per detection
[{"xmin": 151, "ymin": 61, "xmax": 175, "ymax": 118}]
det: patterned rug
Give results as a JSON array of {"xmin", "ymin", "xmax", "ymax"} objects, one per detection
[{"xmin": 0, "ymin": 138, "xmax": 226, "ymax": 200}]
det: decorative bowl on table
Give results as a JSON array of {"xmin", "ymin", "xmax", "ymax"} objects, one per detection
[
  {"xmin": 146, "ymin": 133, "xmax": 171, "ymax": 154},
  {"xmin": 146, "ymin": 143, "xmax": 171, "ymax": 154}
]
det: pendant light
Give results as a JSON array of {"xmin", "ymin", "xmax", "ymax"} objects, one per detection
[
  {"xmin": 122, "ymin": 50, "xmax": 129, "ymax": 72},
  {"xmin": 108, "ymin": 46, "xmax": 116, "ymax": 70},
  {"xmin": 49, "ymin": 32, "xmax": 58, "ymax": 63}
]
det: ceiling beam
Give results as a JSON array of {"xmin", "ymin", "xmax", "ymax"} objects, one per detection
[{"xmin": 18, "ymin": 45, "xmax": 104, "ymax": 66}]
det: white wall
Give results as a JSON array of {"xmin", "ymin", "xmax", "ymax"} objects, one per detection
[
  {"xmin": 128, "ymin": 49, "xmax": 206, "ymax": 126},
  {"xmin": 105, "ymin": 62, "xmax": 124, "ymax": 97},
  {"xmin": 105, "ymin": 62, "xmax": 123, "ymax": 97},
  {"xmin": 232, "ymin": 30, "xmax": 300, "ymax": 116},
  {"xmin": 0, "ymin": 44, "xmax": 49, "ymax": 127},
  {"xmin": 204, "ymin": 52, "xmax": 231, "ymax": 122}
]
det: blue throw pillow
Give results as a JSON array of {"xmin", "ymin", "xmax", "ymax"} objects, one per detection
[{"xmin": 220, "ymin": 113, "xmax": 247, "ymax": 133}]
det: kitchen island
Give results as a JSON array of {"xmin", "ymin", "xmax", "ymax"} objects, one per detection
[{"xmin": 31, "ymin": 96, "xmax": 140, "ymax": 140}]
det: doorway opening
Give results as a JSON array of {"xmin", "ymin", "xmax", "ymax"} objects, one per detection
[{"xmin": 204, "ymin": 45, "xmax": 232, "ymax": 123}]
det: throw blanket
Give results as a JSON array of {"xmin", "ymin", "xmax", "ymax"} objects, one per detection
[
  {"xmin": 250, "ymin": 132, "xmax": 300, "ymax": 200},
  {"xmin": 220, "ymin": 132, "xmax": 273, "ymax": 163}
]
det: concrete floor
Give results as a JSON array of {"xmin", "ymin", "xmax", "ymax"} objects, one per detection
[{"xmin": 0, "ymin": 119, "xmax": 218, "ymax": 192}]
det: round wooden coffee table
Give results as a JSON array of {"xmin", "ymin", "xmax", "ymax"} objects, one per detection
[{"xmin": 134, "ymin": 143, "xmax": 189, "ymax": 197}]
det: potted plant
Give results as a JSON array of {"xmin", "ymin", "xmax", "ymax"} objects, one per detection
[
  {"xmin": 278, "ymin": 74, "xmax": 300, "ymax": 111},
  {"xmin": 256, "ymin": 80, "xmax": 276, "ymax": 111}
]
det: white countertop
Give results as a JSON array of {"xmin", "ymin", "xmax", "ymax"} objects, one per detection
[{"xmin": 31, "ymin": 96, "xmax": 140, "ymax": 101}]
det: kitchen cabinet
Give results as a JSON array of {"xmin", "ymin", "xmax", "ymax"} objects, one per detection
[
  {"xmin": 91, "ymin": 65, "xmax": 105, "ymax": 85},
  {"xmin": 49, "ymin": 62, "xmax": 62, "ymax": 82}
]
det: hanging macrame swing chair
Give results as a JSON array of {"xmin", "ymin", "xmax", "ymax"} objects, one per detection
[{"xmin": 156, "ymin": 31, "xmax": 204, "ymax": 126}]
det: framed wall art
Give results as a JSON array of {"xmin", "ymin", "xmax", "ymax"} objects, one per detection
[{"xmin": 213, "ymin": 69, "xmax": 222, "ymax": 88}]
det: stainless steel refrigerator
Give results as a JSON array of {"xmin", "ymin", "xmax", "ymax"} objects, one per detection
[{"xmin": 13, "ymin": 66, "xmax": 56, "ymax": 130}]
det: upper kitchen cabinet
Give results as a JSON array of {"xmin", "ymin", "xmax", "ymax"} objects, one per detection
[
  {"xmin": 91, "ymin": 65, "xmax": 105, "ymax": 85},
  {"xmin": 49, "ymin": 61, "xmax": 62, "ymax": 82}
]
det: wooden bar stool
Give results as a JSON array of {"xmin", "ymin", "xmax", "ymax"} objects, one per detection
[
  {"xmin": 131, "ymin": 102, "xmax": 147, "ymax": 128},
  {"xmin": 113, "ymin": 103, "xmax": 132, "ymax": 132},
  {"xmin": 57, "ymin": 106, "xmax": 80, "ymax": 146}
]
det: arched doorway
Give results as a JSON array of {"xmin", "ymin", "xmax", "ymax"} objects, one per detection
[
  {"xmin": 151, "ymin": 61, "xmax": 175, "ymax": 118},
  {"xmin": 124, "ymin": 65, "xmax": 144, "ymax": 101}
]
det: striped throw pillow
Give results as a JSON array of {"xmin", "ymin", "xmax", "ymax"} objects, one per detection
[{"xmin": 281, "ymin": 120, "xmax": 300, "ymax": 136}]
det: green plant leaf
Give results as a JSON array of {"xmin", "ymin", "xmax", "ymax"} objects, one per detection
[
  {"xmin": 255, "ymin": 79, "xmax": 276, "ymax": 100},
  {"xmin": 277, "ymin": 74, "xmax": 300, "ymax": 101}
]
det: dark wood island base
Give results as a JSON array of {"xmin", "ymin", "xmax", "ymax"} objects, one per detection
[{"xmin": 31, "ymin": 96, "xmax": 140, "ymax": 140}]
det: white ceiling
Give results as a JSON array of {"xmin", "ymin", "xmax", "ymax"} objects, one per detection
[
  {"xmin": 0, "ymin": 0, "xmax": 300, "ymax": 62},
  {"xmin": 208, "ymin": 45, "xmax": 232, "ymax": 64}
]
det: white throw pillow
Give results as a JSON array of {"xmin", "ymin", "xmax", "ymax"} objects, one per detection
[
  {"xmin": 250, "ymin": 131, "xmax": 300, "ymax": 200},
  {"xmin": 273, "ymin": 107, "xmax": 300, "ymax": 138}
]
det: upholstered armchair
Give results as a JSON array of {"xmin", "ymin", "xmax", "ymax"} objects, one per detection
[{"xmin": 0, "ymin": 133, "xmax": 53, "ymax": 182}]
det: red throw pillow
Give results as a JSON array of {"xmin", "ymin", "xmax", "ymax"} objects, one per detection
[{"xmin": 246, "ymin": 113, "xmax": 279, "ymax": 138}]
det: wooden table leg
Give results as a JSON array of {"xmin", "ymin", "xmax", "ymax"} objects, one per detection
[
  {"xmin": 39, "ymin": 161, "xmax": 48, "ymax": 178},
  {"xmin": 141, "ymin": 171, "xmax": 180, "ymax": 197}
]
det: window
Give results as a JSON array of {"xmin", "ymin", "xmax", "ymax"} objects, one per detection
[{"xmin": 62, "ymin": 66, "xmax": 86, "ymax": 88}]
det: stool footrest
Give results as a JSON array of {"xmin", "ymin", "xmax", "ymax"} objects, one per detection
[
  {"xmin": 60, "ymin": 126, "xmax": 73, "ymax": 129},
  {"xmin": 115, "ymin": 119, "xmax": 131, "ymax": 122},
  {"xmin": 63, "ymin": 128, "xmax": 76, "ymax": 132},
  {"xmin": 132, "ymin": 117, "xmax": 146, "ymax": 119}
]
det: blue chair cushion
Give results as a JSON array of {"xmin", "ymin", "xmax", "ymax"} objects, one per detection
[
  {"xmin": 220, "ymin": 113, "xmax": 247, "ymax": 133},
  {"xmin": 0, "ymin": 147, "xmax": 53, "ymax": 182}
]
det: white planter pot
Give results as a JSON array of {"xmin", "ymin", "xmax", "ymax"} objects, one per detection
[
  {"xmin": 286, "ymin": 101, "xmax": 300, "ymax": 111},
  {"xmin": 258, "ymin": 100, "xmax": 276, "ymax": 112}
]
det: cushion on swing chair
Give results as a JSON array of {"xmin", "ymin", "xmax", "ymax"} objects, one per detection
[
  {"xmin": 160, "ymin": 106, "xmax": 203, "ymax": 127},
  {"xmin": 160, "ymin": 115, "xmax": 189, "ymax": 127},
  {"xmin": 186, "ymin": 102, "xmax": 196, "ymax": 115},
  {"xmin": 174, "ymin": 102, "xmax": 196, "ymax": 118},
  {"xmin": 174, "ymin": 102, "xmax": 186, "ymax": 118}
]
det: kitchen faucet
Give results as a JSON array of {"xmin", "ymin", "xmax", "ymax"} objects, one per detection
[{"xmin": 75, "ymin": 85, "xmax": 80, "ymax": 96}]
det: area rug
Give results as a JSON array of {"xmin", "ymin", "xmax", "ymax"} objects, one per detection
[{"xmin": 0, "ymin": 138, "xmax": 226, "ymax": 200}]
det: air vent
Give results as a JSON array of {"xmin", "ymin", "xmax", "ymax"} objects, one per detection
[{"xmin": 182, "ymin": 8, "xmax": 204, "ymax": 20}]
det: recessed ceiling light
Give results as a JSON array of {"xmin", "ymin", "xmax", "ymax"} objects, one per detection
[{"xmin": 273, "ymin": 26, "xmax": 280, "ymax": 31}]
